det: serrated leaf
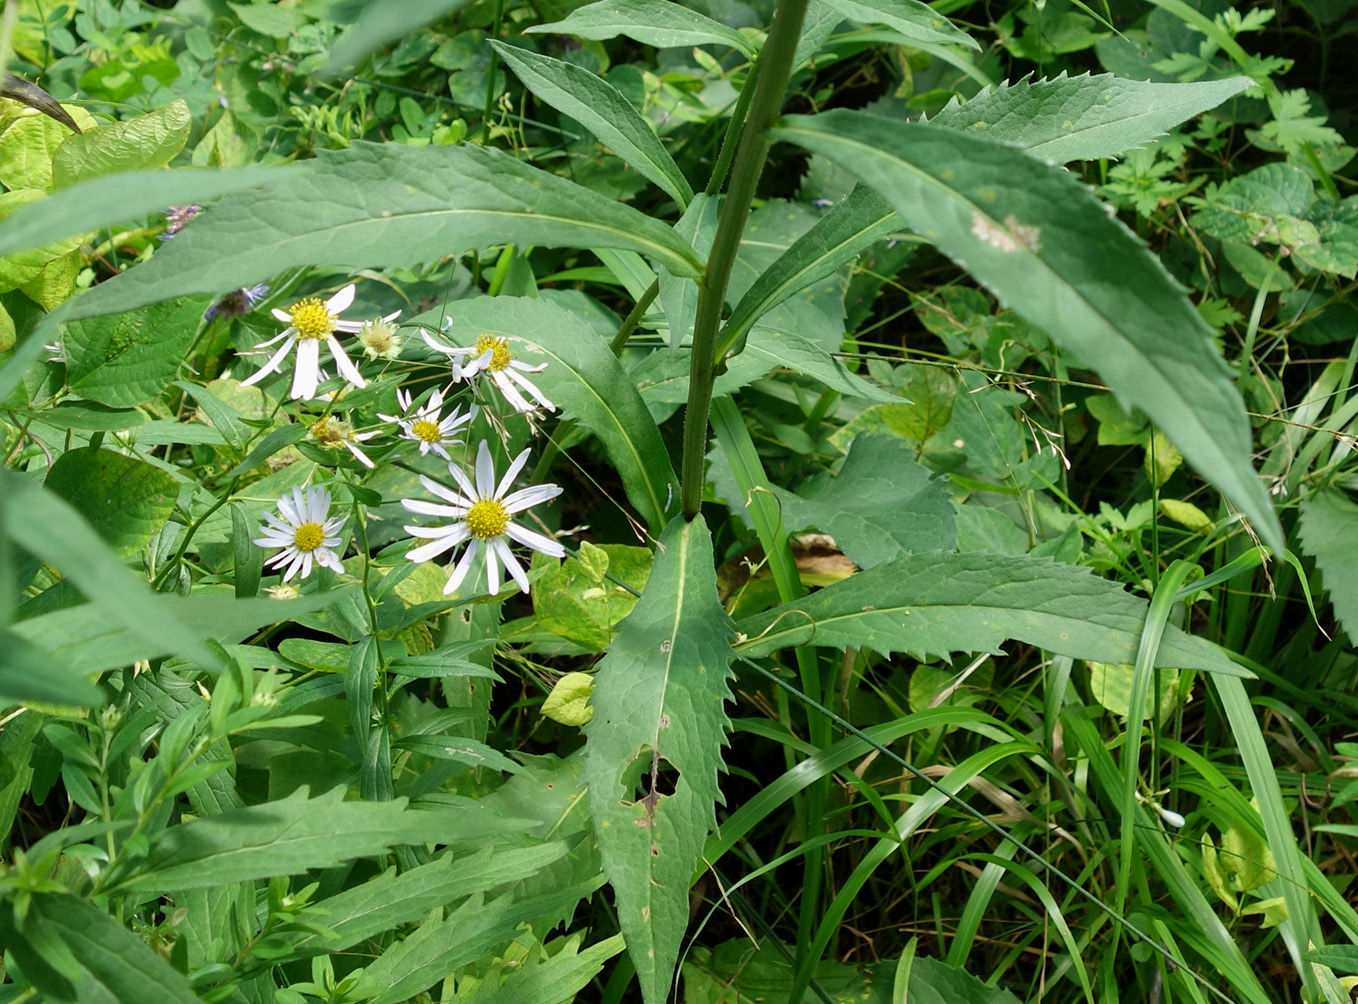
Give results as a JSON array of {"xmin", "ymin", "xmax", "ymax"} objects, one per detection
[
  {"xmin": 65, "ymin": 296, "xmax": 208, "ymax": 407},
  {"xmin": 1298, "ymin": 489, "xmax": 1358, "ymax": 642},
  {"xmin": 770, "ymin": 110, "xmax": 1281, "ymax": 551},
  {"xmin": 1297, "ymin": 196, "xmax": 1358, "ymax": 278},
  {"xmin": 776, "ymin": 435, "xmax": 957, "ymax": 567},
  {"xmin": 823, "ymin": 0, "xmax": 978, "ymax": 48},
  {"xmin": 1191, "ymin": 163, "xmax": 1316, "ymax": 247},
  {"xmin": 67, "ymin": 142, "xmax": 703, "ymax": 319},
  {"xmin": 43, "ymin": 447, "xmax": 177, "ymax": 558},
  {"xmin": 928, "ymin": 73, "xmax": 1252, "ymax": 163},
  {"xmin": 526, "ymin": 0, "xmax": 756, "ymax": 56},
  {"xmin": 0, "ymin": 893, "xmax": 204, "ymax": 1004},
  {"xmin": 0, "ymin": 165, "xmax": 298, "ymax": 256},
  {"xmin": 721, "ymin": 185, "xmax": 898, "ymax": 358},
  {"xmin": 734, "ymin": 550, "xmax": 1247, "ymax": 675},
  {"xmin": 584, "ymin": 517, "xmax": 734, "ymax": 1004},
  {"xmin": 429, "ymin": 297, "xmax": 680, "ymax": 529},
  {"xmin": 492, "ymin": 41, "xmax": 692, "ymax": 208},
  {"xmin": 51, "ymin": 99, "xmax": 191, "ymax": 189},
  {"xmin": 119, "ymin": 786, "xmax": 507, "ymax": 892}
]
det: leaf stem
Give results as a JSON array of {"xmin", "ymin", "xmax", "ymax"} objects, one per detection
[{"xmin": 680, "ymin": 0, "xmax": 811, "ymax": 520}]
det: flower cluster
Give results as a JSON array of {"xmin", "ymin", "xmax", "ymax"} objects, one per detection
[{"xmin": 244, "ymin": 280, "xmax": 566, "ymax": 598}]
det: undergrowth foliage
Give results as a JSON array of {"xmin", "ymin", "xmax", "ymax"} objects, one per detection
[{"xmin": 1, "ymin": 0, "xmax": 1356, "ymax": 1002}]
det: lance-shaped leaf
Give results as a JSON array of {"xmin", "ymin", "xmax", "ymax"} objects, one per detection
[
  {"xmin": 67, "ymin": 142, "xmax": 703, "ymax": 319},
  {"xmin": 323, "ymin": 0, "xmax": 473, "ymax": 74},
  {"xmin": 771, "ymin": 110, "xmax": 1282, "ymax": 550},
  {"xmin": 927, "ymin": 73, "xmax": 1253, "ymax": 164},
  {"xmin": 491, "ymin": 41, "xmax": 693, "ymax": 208},
  {"xmin": 735, "ymin": 550, "xmax": 1247, "ymax": 676},
  {"xmin": 526, "ymin": 0, "xmax": 757, "ymax": 56},
  {"xmin": 719, "ymin": 185, "xmax": 898, "ymax": 359},
  {"xmin": 583, "ymin": 517, "xmax": 735, "ymax": 1004},
  {"xmin": 822, "ymin": 0, "xmax": 979, "ymax": 50},
  {"xmin": 428, "ymin": 297, "xmax": 679, "ymax": 530}
]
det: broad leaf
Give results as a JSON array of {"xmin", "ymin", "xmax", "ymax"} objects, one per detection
[
  {"xmin": 526, "ymin": 0, "xmax": 757, "ymax": 56},
  {"xmin": 0, "ymin": 165, "xmax": 297, "ymax": 256},
  {"xmin": 118, "ymin": 786, "xmax": 530, "ymax": 892},
  {"xmin": 776, "ymin": 435, "xmax": 957, "ymax": 567},
  {"xmin": 822, "ymin": 0, "xmax": 979, "ymax": 50},
  {"xmin": 0, "ymin": 893, "xmax": 204, "ymax": 1004},
  {"xmin": 65, "ymin": 296, "xmax": 208, "ymax": 407},
  {"xmin": 491, "ymin": 41, "xmax": 693, "ymax": 208},
  {"xmin": 68, "ymin": 142, "xmax": 703, "ymax": 319},
  {"xmin": 771, "ymin": 111, "xmax": 1282, "ymax": 550},
  {"xmin": 52, "ymin": 99, "xmax": 191, "ymax": 188},
  {"xmin": 928, "ymin": 73, "xmax": 1252, "ymax": 163},
  {"xmin": 1298, "ymin": 489, "xmax": 1358, "ymax": 642},
  {"xmin": 584, "ymin": 517, "xmax": 735, "ymax": 1004},
  {"xmin": 735, "ymin": 550, "xmax": 1247, "ymax": 675},
  {"xmin": 720, "ymin": 185, "xmax": 898, "ymax": 358},
  {"xmin": 0, "ymin": 629, "xmax": 104, "ymax": 706},
  {"xmin": 43, "ymin": 447, "xmax": 177, "ymax": 558},
  {"xmin": 429, "ymin": 297, "xmax": 680, "ymax": 531},
  {"xmin": 0, "ymin": 189, "xmax": 85, "ymax": 291},
  {"xmin": 323, "ymin": 0, "xmax": 473, "ymax": 73}
]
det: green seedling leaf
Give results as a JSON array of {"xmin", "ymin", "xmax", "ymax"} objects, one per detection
[
  {"xmin": 0, "ymin": 893, "xmax": 204, "ymax": 1004},
  {"xmin": 65, "ymin": 296, "xmax": 209, "ymax": 407},
  {"xmin": 771, "ymin": 111, "xmax": 1282, "ymax": 550},
  {"xmin": 1298, "ymin": 488, "xmax": 1358, "ymax": 642},
  {"xmin": 776, "ymin": 435, "xmax": 957, "ymax": 567},
  {"xmin": 584, "ymin": 517, "xmax": 735, "ymax": 1004},
  {"xmin": 492, "ymin": 41, "xmax": 693, "ymax": 208},
  {"xmin": 51, "ymin": 99, "xmax": 191, "ymax": 188},
  {"xmin": 928, "ymin": 73, "xmax": 1253, "ymax": 163},
  {"xmin": 428, "ymin": 297, "xmax": 679, "ymax": 530},
  {"xmin": 43, "ymin": 447, "xmax": 177, "ymax": 558},
  {"xmin": 822, "ymin": 0, "xmax": 979, "ymax": 49},
  {"xmin": 68, "ymin": 142, "xmax": 703, "ymax": 319},
  {"xmin": 526, "ymin": 0, "xmax": 756, "ymax": 56},
  {"xmin": 544, "ymin": 672, "xmax": 598, "ymax": 726},
  {"xmin": 735, "ymin": 550, "xmax": 1247, "ymax": 675},
  {"xmin": 0, "ymin": 165, "xmax": 297, "ymax": 256}
]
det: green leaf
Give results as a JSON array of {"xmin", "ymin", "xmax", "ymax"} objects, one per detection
[
  {"xmin": 0, "ymin": 165, "xmax": 299, "ymax": 256},
  {"xmin": 2, "ymin": 470, "xmax": 223, "ymax": 672},
  {"xmin": 821, "ymin": 0, "xmax": 979, "ymax": 49},
  {"xmin": 1191, "ymin": 163, "xmax": 1317, "ymax": 248},
  {"xmin": 0, "ymin": 106, "xmax": 96, "ymax": 192},
  {"xmin": 322, "ymin": 0, "xmax": 473, "ymax": 73},
  {"xmin": 535, "ymin": 541, "xmax": 653, "ymax": 650},
  {"xmin": 1298, "ymin": 489, "xmax": 1358, "ymax": 642},
  {"xmin": 67, "ymin": 143, "xmax": 703, "ymax": 320},
  {"xmin": 51, "ymin": 99, "xmax": 191, "ymax": 189},
  {"xmin": 0, "ymin": 189, "xmax": 85, "ymax": 291},
  {"xmin": 42, "ymin": 448, "xmax": 177, "ymax": 559},
  {"xmin": 9, "ymin": 588, "xmax": 352, "ymax": 675},
  {"xmin": 720, "ymin": 185, "xmax": 899, "ymax": 359},
  {"xmin": 430, "ymin": 297, "xmax": 680, "ymax": 530},
  {"xmin": 776, "ymin": 435, "xmax": 957, "ymax": 567},
  {"xmin": 660, "ymin": 193, "xmax": 720, "ymax": 351},
  {"xmin": 927, "ymin": 73, "xmax": 1252, "ymax": 163},
  {"xmin": 0, "ymin": 628, "xmax": 104, "ymax": 706},
  {"xmin": 119, "ymin": 786, "xmax": 508, "ymax": 892},
  {"xmin": 526, "ymin": 0, "xmax": 757, "ymax": 56},
  {"xmin": 771, "ymin": 111, "xmax": 1282, "ymax": 551},
  {"xmin": 491, "ymin": 41, "xmax": 693, "ymax": 208},
  {"xmin": 64, "ymin": 296, "xmax": 210, "ymax": 407},
  {"xmin": 229, "ymin": 0, "xmax": 309, "ymax": 37},
  {"xmin": 583, "ymin": 517, "xmax": 735, "ymax": 1004},
  {"xmin": 734, "ymin": 550, "xmax": 1247, "ymax": 675},
  {"xmin": 0, "ymin": 893, "xmax": 204, "ymax": 1004}
]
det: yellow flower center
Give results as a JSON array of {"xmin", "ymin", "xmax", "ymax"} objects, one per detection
[
  {"xmin": 474, "ymin": 333, "xmax": 513, "ymax": 372},
  {"xmin": 411, "ymin": 418, "xmax": 442, "ymax": 444},
  {"xmin": 361, "ymin": 321, "xmax": 398, "ymax": 355},
  {"xmin": 289, "ymin": 298, "xmax": 336, "ymax": 341},
  {"xmin": 465, "ymin": 498, "xmax": 509, "ymax": 540},
  {"xmin": 293, "ymin": 522, "xmax": 325, "ymax": 551}
]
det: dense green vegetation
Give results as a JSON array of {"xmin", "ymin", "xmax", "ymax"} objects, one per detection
[{"xmin": 2, "ymin": 0, "xmax": 1358, "ymax": 1002}]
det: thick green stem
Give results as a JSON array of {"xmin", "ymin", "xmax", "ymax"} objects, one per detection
[{"xmin": 679, "ymin": 0, "xmax": 811, "ymax": 521}]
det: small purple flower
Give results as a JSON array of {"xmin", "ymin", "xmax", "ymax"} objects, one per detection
[
  {"xmin": 160, "ymin": 204, "xmax": 201, "ymax": 240},
  {"xmin": 205, "ymin": 283, "xmax": 269, "ymax": 322}
]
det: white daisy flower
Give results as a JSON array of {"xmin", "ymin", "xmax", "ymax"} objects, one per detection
[
  {"xmin": 378, "ymin": 388, "xmax": 477, "ymax": 461},
  {"xmin": 358, "ymin": 317, "xmax": 403, "ymax": 360},
  {"xmin": 402, "ymin": 439, "xmax": 564, "ymax": 596},
  {"xmin": 309, "ymin": 416, "xmax": 379, "ymax": 469},
  {"xmin": 239, "ymin": 284, "xmax": 400, "ymax": 401},
  {"xmin": 422, "ymin": 330, "xmax": 555, "ymax": 414},
  {"xmin": 254, "ymin": 486, "xmax": 347, "ymax": 581}
]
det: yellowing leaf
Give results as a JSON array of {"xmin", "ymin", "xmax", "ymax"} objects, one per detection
[{"xmin": 543, "ymin": 672, "xmax": 596, "ymax": 727}]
